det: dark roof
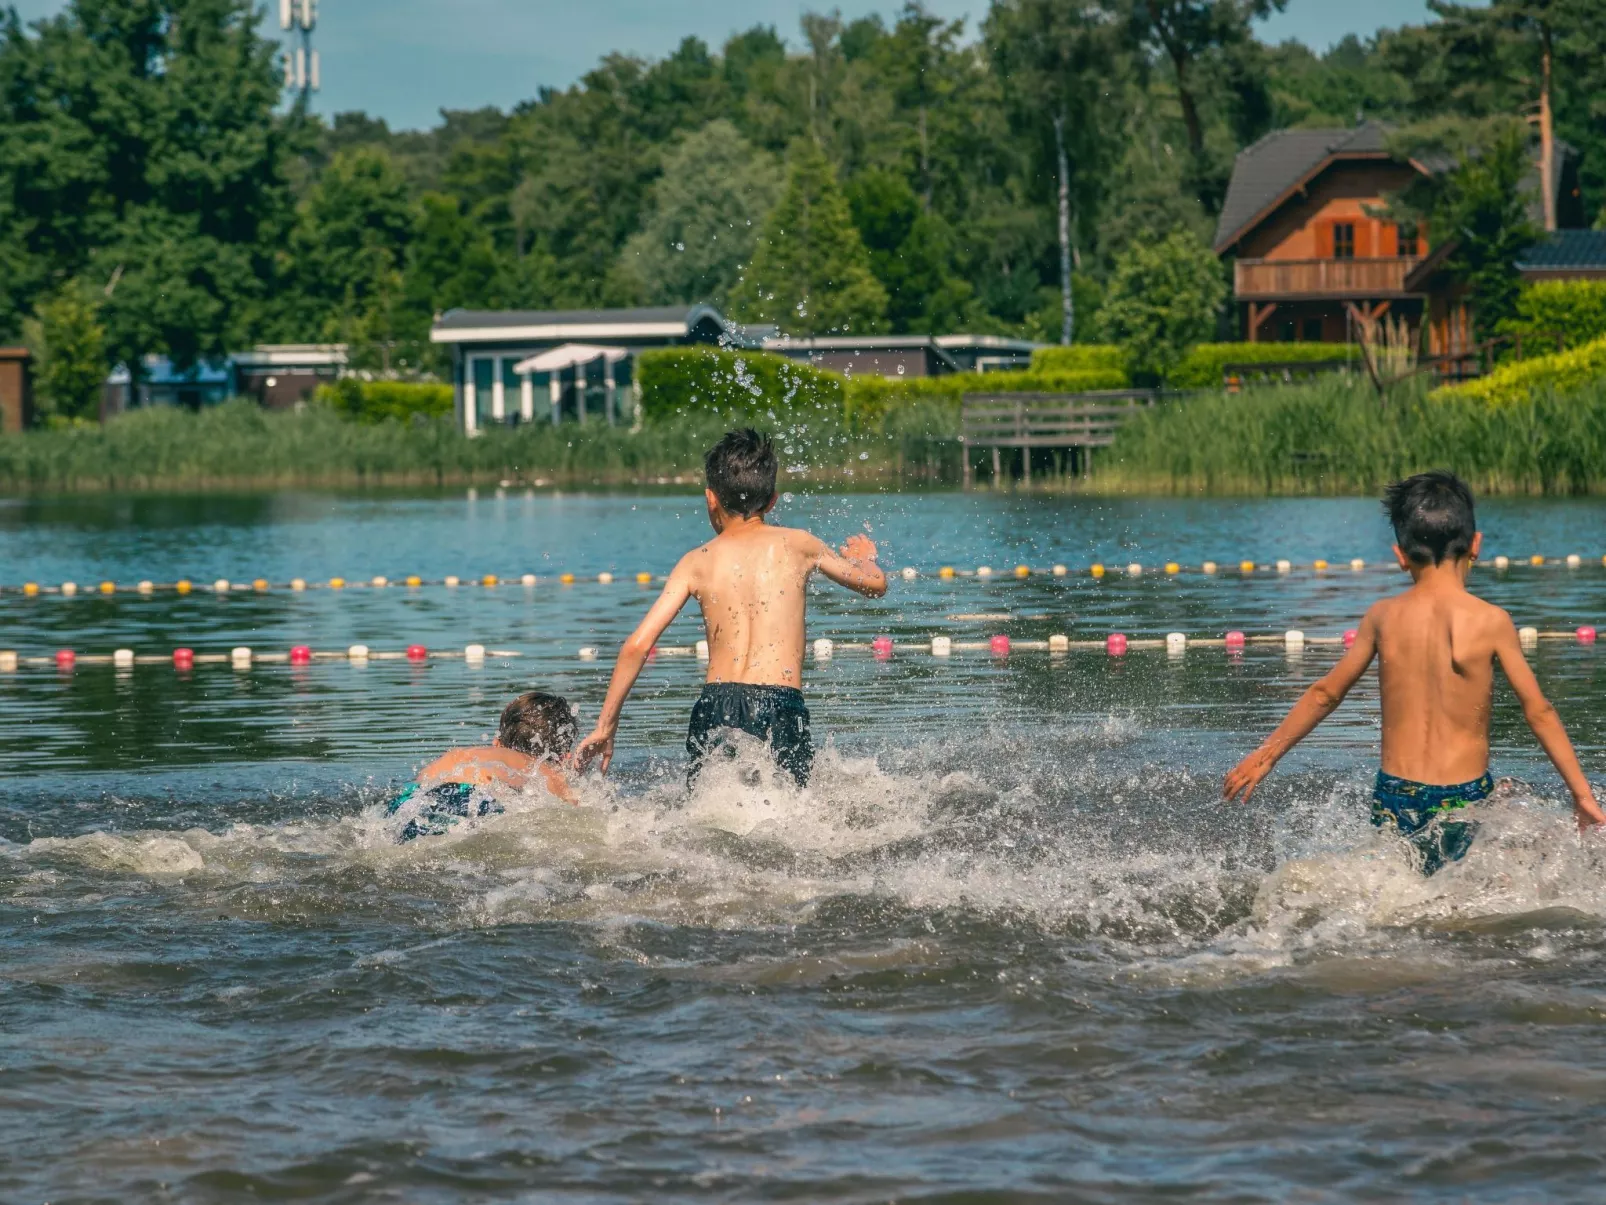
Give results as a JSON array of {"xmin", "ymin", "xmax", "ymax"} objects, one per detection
[
  {"xmin": 1515, "ymin": 229, "xmax": 1606, "ymax": 271},
  {"xmin": 433, "ymin": 305, "xmax": 720, "ymax": 331},
  {"xmin": 1214, "ymin": 123, "xmax": 1399, "ymax": 254}
]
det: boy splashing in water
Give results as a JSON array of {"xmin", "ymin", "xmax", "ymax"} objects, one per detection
[
  {"xmin": 573, "ymin": 428, "xmax": 887, "ymax": 787},
  {"xmin": 1224, "ymin": 470, "xmax": 1604, "ymax": 874},
  {"xmin": 388, "ymin": 691, "xmax": 576, "ymax": 841}
]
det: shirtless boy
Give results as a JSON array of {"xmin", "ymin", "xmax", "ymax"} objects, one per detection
[
  {"xmin": 1224, "ymin": 471, "xmax": 1604, "ymax": 874},
  {"xmin": 388, "ymin": 691, "xmax": 577, "ymax": 841},
  {"xmin": 572, "ymin": 428, "xmax": 887, "ymax": 786}
]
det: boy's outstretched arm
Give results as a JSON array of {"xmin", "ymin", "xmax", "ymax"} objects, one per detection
[
  {"xmin": 1492, "ymin": 614, "xmax": 1606, "ymax": 828},
  {"xmin": 571, "ymin": 564, "xmax": 693, "ymax": 775},
  {"xmin": 1223, "ymin": 609, "xmax": 1380, "ymax": 803},
  {"xmin": 814, "ymin": 533, "xmax": 887, "ymax": 598}
]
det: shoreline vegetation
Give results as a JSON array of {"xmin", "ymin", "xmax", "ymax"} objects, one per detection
[{"xmin": 7, "ymin": 372, "xmax": 1606, "ymax": 497}]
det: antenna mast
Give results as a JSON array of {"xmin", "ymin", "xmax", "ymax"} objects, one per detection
[{"xmin": 281, "ymin": 0, "xmax": 320, "ymax": 98}]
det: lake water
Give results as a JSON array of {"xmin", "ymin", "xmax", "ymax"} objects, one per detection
[{"xmin": 5, "ymin": 488, "xmax": 1606, "ymax": 1202}]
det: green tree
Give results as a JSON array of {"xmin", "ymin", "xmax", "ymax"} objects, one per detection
[
  {"xmin": 24, "ymin": 281, "xmax": 106, "ymax": 423},
  {"xmin": 617, "ymin": 119, "xmax": 783, "ymax": 307},
  {"xmin": 0, "ymin": 0, "xmax": 295, "ymax": 371},
  {"xmin": 847, "ymin": 168, "xmax": 971, "ymax": 332},
  {"xmin": 730, "ymin": 138, "xmax": 888, "ymax": 334},
  {"xmin": 1096, "ymin": 227, "xmax": 1226, "ymax": 382},
  {"xmin": 1389, "ymin": 119, "xmax": 1540, "ymax": 336},
  {"xmin": 281, "ymin": 147, "xmax": 416, "ymax": 338},
  {"xmin": 1126, "ymin": 0, "xmax": 1287, "ymax": 211},
  {"xmin": 986, "ymin": 0, "xmax": 1126, "ymax": 344}
]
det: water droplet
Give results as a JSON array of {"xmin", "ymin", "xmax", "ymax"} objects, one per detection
[
  {"xmin": 674, "ymin": 241, "xmax": 685, "ymax": 252},
  {"xmin": 897, "ymin": 364, "xmax": 906, "ymax": 375},
  {"xmin": 782, "ymin": 492, "xmax": 794, "ymax": 502},
  {"xmin": 859, "ymin": 451, "xmax": 869, "ymax": 461}
]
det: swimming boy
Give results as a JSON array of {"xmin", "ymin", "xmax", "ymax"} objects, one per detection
[
  {"xmin": 388, "ymin": 690, "xmax": 577, "ymax": 841},
  {"xmin": 572, "ymin": 428, "xmax": 887, "ymax": 787},
  {"xmin": 1223, "ymin": 471, "xmax": 1604, "ymax": 874}
]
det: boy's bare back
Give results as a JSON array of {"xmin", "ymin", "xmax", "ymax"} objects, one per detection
[
  {"xmin": 1366, "ymin": 583, "xmax": 1514, "ymax": 785},
  {"xmin": 673, "ymin": 523, "xmax": 880, "ymax": 687}
]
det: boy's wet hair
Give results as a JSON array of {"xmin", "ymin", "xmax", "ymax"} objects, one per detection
[
  {"xmin": 498, "ymin": 691, "xmax": 577, "ymax": 758},
  {"xmin": 705, "ymin": 428, "xmax": 777, "ymax": 517},
  {"xmin": 1383, "ymin": 471, "xmax": 1476, "ymax": 565}
]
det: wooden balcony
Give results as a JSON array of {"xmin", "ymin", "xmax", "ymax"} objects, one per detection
[{"xmin": 1235, "ymin": 256, "xmax": 1424, "ymax": 301}]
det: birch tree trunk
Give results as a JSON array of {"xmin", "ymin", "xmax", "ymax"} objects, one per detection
[{"xmin": 1054, "ymin": 113, "xmax": 1073, "ymax": 346}]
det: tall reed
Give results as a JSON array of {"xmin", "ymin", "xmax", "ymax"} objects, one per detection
[{"xmin": 1093, "ymin": 375, "xmax": 1606, "ymax": 495}]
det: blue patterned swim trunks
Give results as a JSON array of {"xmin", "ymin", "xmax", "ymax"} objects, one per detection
[
  {"xmin": 1371, "ymin": 769, "xmax": 1492, "ymax": 876},
  {"xmin": 386, "ymin": 781, "xmax": 504, "ymax": 842}
]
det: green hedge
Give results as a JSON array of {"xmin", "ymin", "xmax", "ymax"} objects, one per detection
[
  {"xmin": 316, "ymin": 378, "xmax": 453, "ymax": 423},
  {"xmin": 1498, "ymin": 280, "xmax": 1606, "ymax": 350},
  {"xmin": 1434, "ymin": 335, "xmax": 1606, "ymax": 406},
  {"xmin": 638, "ymin": 345, "xmax": 1127, "ymax": 430},
  {"xmin": 1029, "ymin": 344, "xmax": 1126, "ymax": 374},
  {"xmin": 636, "ymin": 347, "xmax": 844, "ymax": 419},
  {"xmin": 1167, "ymin": 342, "xmax": 1360, "ymax": 389}
]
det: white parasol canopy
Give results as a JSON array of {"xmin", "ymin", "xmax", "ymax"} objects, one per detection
[{"xmin": 511, "ymin": 343, "xmax": 630, "ymax": 374}]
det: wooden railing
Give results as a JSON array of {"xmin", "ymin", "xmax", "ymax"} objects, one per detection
[
  {"xmin": 1235, "ymin": 256, "xmax": 1423, "ymax": 300},
  {"xmin": 960, "ymin": 391, "xmax": 1156, "ymax": 486}
]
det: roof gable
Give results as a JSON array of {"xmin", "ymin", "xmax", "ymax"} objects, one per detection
[{"xmin": 1213, "ymin": 122, "xmax": 1408, "ymax": 255}]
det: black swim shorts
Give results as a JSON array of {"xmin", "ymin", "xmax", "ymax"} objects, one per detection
[
  {"xmin": 1371, "ymin": 769, "xmax": 1492, "ymax": 876},
  {"xmin": 686, "ymin": 682, "xmax": 813, "ymax": 787}
]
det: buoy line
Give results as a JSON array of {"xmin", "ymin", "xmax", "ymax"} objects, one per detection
[
  {"xmin": 5, "ymin": 556, "xmax": 1603, "ymax": 598},
  {"xmin": 3, "ymin": 626, "xmax": 1591, "ymax": 673}
]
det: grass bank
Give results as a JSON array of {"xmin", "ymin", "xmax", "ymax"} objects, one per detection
[
  {"xmin": 1091, "ymin": 376, "xmax": 1606, "ymax": 495},
  {"xmin": 0, "ymin": 398, "xmax": 964, "ymax": 492}
]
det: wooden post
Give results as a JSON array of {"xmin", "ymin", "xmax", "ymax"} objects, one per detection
[
  {"xmin": 962, "ymin": 442, "xmax": 971, "ymax": 491},
  {"xmin": 991, "ymin": 445, "xmax": 1001, "ymax": 486}
]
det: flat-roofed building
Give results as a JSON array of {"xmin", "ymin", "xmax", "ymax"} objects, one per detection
[
  {"xmin": 429, "ymin": 304, "xmax": 745, "ymax": 433},
  {"xmin": 761, "ymin": 333, "xmax": 1037, "ymax": 376}
]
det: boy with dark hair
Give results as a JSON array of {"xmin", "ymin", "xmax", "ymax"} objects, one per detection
[
  {"xmin": 573, "ymin": 428, "xmax": 887, "ymax": 787},
  {"xmin": 1225, "ymin": 470, "xmax": 1603, "ymax": 874},
  {"xmin": 388, "ymin": 691, "xmax": 577, "ymax": 841}
]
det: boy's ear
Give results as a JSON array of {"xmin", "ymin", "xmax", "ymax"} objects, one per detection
[
  {"xmin": 491, "ymin": 736, "xmax": 502, "ymax": 748},
  {"xmin": 1392, "ymin": 543, "xmax": 1412, "ymax": 572},
  {"xmin": 760, "ymin": 492, "xmax": 778, "ymax": 515},
  {"xmin": 1470, "ymin": 531, "xmax": 1483, "ymax": 560}
]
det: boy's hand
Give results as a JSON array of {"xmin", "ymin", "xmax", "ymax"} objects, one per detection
[
  {"xmin": 571, "ymin": 727, "xmax": 615, "ymax": 775},
  {"xmin": 1574, "ymin": 790, "xmax": 1606, "ymax": 832},
  {"xmin": 1223, "ymin": 747, "xmax": 1278, "ymax": 804},
  {"xmin": 842, "ymin": 534, "xmax": 877, "ymax": 562}
]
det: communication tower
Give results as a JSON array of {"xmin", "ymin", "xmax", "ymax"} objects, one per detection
[{"xmin": 281, "ymin": 0, "xmax": 320, "ymax": 97}]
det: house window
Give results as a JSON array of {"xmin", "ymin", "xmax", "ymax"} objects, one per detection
[
  {"xmin": 1396, "ymin": 221, "xmax": 1420, "ymax": 256},
  {"xmin": 1303, "ymin": 318, "xmax": 1324, "ymax": 342},
  {"xmin": 1332, "ymin": 223, "xmax": 1355, "ymax": 259}
]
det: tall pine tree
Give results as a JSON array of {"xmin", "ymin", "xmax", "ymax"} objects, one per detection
[{"xmin": 731, "ymin": 138, "xmax": 887, "ymax": 335}]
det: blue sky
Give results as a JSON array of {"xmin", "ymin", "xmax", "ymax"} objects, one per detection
[{"xmin": 12, "ymin": 1, "xmax": 1451, "ymax": 131}]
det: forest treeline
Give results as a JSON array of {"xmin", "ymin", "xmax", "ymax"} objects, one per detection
[{"xmin": 2, "ymin": 0, "xmax": 1604, "ymax": 419}]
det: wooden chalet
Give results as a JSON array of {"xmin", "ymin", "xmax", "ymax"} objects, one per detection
[
  {"xmin": 1214, "ymin": 123, "xmax": 1433, "ymax": 345},
  {"xmin": 1215, "ymin": 121, "xmax": 1584, "ymax": 352}
]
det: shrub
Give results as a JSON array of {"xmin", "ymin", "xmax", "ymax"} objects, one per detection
[
  {"xmin": 1433, "ymin": 335, "xmax": 1606, "ymax": 406},
  {"xmin": 1498, "ymin": 279, "xmax": 1606, "ymax": 350},
  {"xmin": 1096, "ymin": 229, "xmax": 1228, "ymax": 382},
  {"xmin": 636, "ymin": 347, "xmax": 845, "ymax": 419},
  {"xmin": 1029, "ymin": 344, "xmax": 1126, "ymax": 375},
  {"xmin": 1166, "ymin": 342, "xmax": 1360, "ymax": 390},
  {"xmin": 316, "ymin": 378, "xmax": 453, "ymax": 423}
]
